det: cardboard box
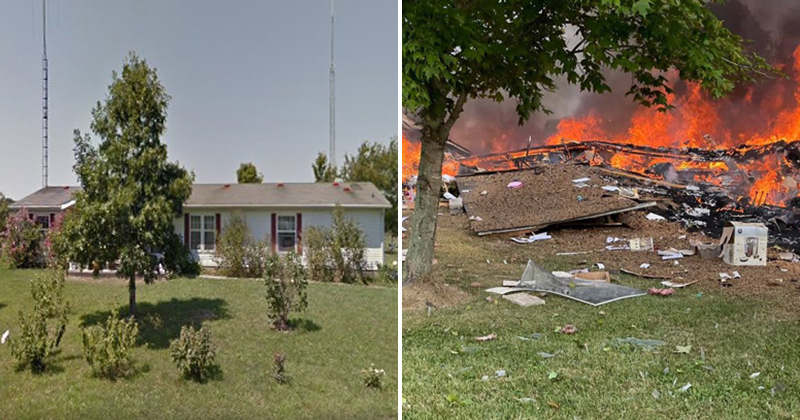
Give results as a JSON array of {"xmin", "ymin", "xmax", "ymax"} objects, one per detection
[
  {"xmin": 719, "ymin": 222, "xmax": 767, "ymax": 266},
  {"xmin": 574, "ymin": 271, "xmax": 611, "ymax": 283}
]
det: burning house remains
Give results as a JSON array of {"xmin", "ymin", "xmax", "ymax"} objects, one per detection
[{"xmin": 403, "ymin": 0, "xmax": 800, "ymax": 255}]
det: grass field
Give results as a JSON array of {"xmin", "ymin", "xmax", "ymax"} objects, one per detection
[
  {"xmin": 0, "ymin": 267, "xmax": 397, "ymax": 420},
  {"xmin": 402, "ymin": 215, "xmax": 800, "ymax": 419}
]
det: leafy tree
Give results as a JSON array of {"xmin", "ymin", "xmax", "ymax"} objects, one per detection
[
  {"xmin": 237, "ymin": 162, "xmax": 264, "ymax": 183},
  {"xmin": 311, "ymin": 152, "xmax": 337, "ymax": 182},
  {"xmin": 402, "ymin": 0, "xmax": 777, "ymax": 282},
  {"xmin": 63, "ymin": 53, "xmax": 193, "ymax": 316},
  {"xmin": 342, "ymin": 138, "xmax": 398, "ymax": 236},
  {"xmin": 0, "ymin": 192, "xmax": 12, "ymax": 233}
]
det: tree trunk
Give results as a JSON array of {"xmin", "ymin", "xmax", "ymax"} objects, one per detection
[
  {"xmin": 404, "ymin": 125, "xmax": 448, "ymax": 283},
  {"xmin": 129, "ymin": 273, "xmax": 137, "ymax": 317}
]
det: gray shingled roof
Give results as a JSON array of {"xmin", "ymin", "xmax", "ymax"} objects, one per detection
[
  {"xmin": 185, "ymin": 183, "xmax": 391, "ymax": 209},
  {"xmin": 8, "ymin": 186, "xmax": 81, "ymax": 210},
  {"xmin": 9, "ymin": 183, "xmax": 391, "ymax": 210}
]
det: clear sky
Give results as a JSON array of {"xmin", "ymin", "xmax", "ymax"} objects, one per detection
[{"xmin": 0, "ymin": 0, "xmax": 398, "ymax": 200}]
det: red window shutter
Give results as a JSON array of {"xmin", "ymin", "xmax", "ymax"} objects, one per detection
[
  {"xmin": 296, "ymin": 213, "xmax": 302, "ymax": 254},
  {"xmin": 215, "ymin": 213, "xmax": 221, "ymax": 248},
  {"xmin": 184, "ymin": 213, "xmax": 190, "ymax": 246},
  {"xmin": 271, "ymin": 213, "xmax": 277, "ymax": 253}
]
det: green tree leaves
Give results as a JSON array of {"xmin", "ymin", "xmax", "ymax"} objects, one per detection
[
  {"xmin": 62, "ymin": 52, "xmax": 194, "ymax": 316},
  {"xmin": 236, "ymin": 162, "xmax": 264, "ymax": 183}
]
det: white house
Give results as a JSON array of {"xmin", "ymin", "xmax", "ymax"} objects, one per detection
[{"xmin": 9, "ymin": 182, "xmax": 392, "ymax": 269}]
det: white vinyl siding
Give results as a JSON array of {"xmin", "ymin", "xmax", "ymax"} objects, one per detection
[{"xmin": 175, "ymin": 207, "xmax": 385, "ymax": 269}]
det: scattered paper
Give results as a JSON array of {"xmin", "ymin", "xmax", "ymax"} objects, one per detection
[
  {"xmin": 468, "ymin": 215, "xmax": 483, "ymax": 222},
  {"xmin": 602, "ymin": 185, "xmax": 620, "ymax": 192},
  {"xmin": 640, "ymin": 263, "xmax": 651, "ymax": 269},
  {"xmin": 679, "ymin": 383, "xmax": 692, "ymax": 392},
  {"xmin": 442, "ymin": 174, "xmax": 456, "ymax": 183},
  {"xmin": 661, "ymin": 281, "xmax": 698, "ymax": 288},
  {"xmin": 733, "ymin": 271, "xmax": 741, "ymax": 279},
  {"xmin": 443, "ymin": 192, "xmax": 457, "ymax": 200},
  {"xmin": 475, "ymin": 333, "xmax": 497, "ymax": 342},
  {"xmin": 646, "ymin": 213, "xmax": 666, "ymax": 221},
  {"xmin": 572, "ymin": 177, "xmax": 591, "ymax": 184},
  {"xmin": 556, "ymin": 251, "xmax": 593, "ymax": 256},
  {"xmin": 507, "ymin": 181, "xmax": 523, "ymax": 189},
  {"xmin": 750, "ymin": 372, "xmax": 761, "ymax": 379},
  {"xmin": 674, "ymin": 345, "xmax": 692, "ymax": 354},
  {"xmin": 480, "ymin": 190, "xmax": 488, "ymax": 196},
  {"xmin": 1, "ymin": 330, "xmax": 8, "ymax": 344},
  {"xmin": 595, "ymin": 263, "xmax": 606, "ymax": 270},
  {"xmin": 630, "ymin": 238, "xmax": 654, "ymax": 252},
  {"xmin": 719, "ymin": 273, "xmax": 732, "ymax": 280},
  {"xmin": 510, "ymin": 232, "xmax": 552, "ymax": 244}
]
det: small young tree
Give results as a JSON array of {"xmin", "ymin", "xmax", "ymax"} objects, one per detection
[
  {"xmin": 0, "ymin": 208, "xmax": 44, "ymax": 269},
  {"xmin": 264, "ymin": 252, "xmax": 308, "ymax": 331},
  {"xmin": 63, "ymin": 53, "xmax": 193, "ymax": 317},
  {"xmin": 216, "ymin": 212, "xmax": 268, "ymax": 278},
  {"xmin": 10, "ymin": 269, "xmax": 71, "ymax": 373}
]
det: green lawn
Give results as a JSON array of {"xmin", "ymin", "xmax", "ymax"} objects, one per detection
[
  {"xmin": 0, "ymin": 267, "xmax": 397, "ymax": 420},
  {"xmin": 402, "ymin": 217, "xmax": 800, "ymax": 419}
]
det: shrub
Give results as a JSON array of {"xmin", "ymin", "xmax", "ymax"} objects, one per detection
[
  {"xmin": 216, "ymin": 213, "xmax": 268, "ymax": 278},
  {"xmin": 9, "ymin": 269, "xmax": 70, "ymax": 373},
  {"xmin": 81, "ymin": 310, "xmax": 139, "ymax": 379},
  {"xmin": 304, "ymin": 206, "xmax": 369, "ymax": 284},
  {"xmin": 161, "ymin": 232, "xmax": 201, "ymax": 277},
  {"xmin": 0, "ymin": 208, "xmax": 44, "ymax": 268},
  {"xmin": 264, "ymin": 252, "xmax": 308, "ymax": 331},
  {"xmin": 273, "ymin": 352, "xmax": 289, "ymax": 384},
  {"xmin": 170, "ymin": 325, "xmax": 218, "ymax": 382},
  {"xmin": 361, "ymin": 364, "xmax": 386, "ymax": 389}
]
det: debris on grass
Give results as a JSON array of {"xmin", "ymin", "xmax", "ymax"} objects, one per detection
[
  {"xmin": 517, "ymin": 260, "xmax": 647, "ymax": 306},
  {"xmin": 646, "ymin": 213, "xmax": 666, "ymax": 221},
  {"xmin": 611, "ymin": 337, "xmax": 667, "ymax": 351},
  {"xmin": 507, "ymin": 181, "xmax": 523, "ymax": 189},
  {"xmin": 679, "ymin": 383, "xmax": 692, "ymax": 392},
  {"xmin": 648, "ymin": 287, "xmax": 675, "ymax": 296},
  {"xmin": 750, "ymin": 372, "xmax": 761, "ymax": 379},
  {"xmin": 674, "ymin": 345, "xmax": 692, "ymax": 354},
  {"xmin": 560, "ymin": 325, "xmax": 577, "ymax": 334},
  {"xmin": 661, "ymin": 280, "xmax": 698, "ymax": 288},
  {"xmin": 474, "ymin": 333, "xmax": 497, "ymax": 342},
  {"xmin": 652, "ymin": 389, "xmax": 661, "ymax": 399},
  {"xmin": 510, "ymin": 232, "xmax": 552, "ymax": 244},
  {"xmin": 538, "ymin": 351, "xmax": 557, "ymax": 359},
  {"xmin": 502, "ymin": 293, "xmax": 546, "ymax": 307}
]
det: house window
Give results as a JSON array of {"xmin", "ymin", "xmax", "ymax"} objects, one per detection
[
  {"xmin": 190, "ymin": 215, "xmax": 216, "ymax": 251},
  {"xmin": 34, "ymin": 215, "xmax": 50, "ymax": 230},
  {"xmin": 277, "ymin": 215, "xmax": 296, "ymax": 253}
]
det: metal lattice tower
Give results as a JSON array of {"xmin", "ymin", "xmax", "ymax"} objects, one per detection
[
  {"xmin": 41, "ymin": 0, "xmax": 49, "ymax": 187},
  {"xmin": 329, "ymin": 0, "xmax": 336, "ymax": 169}
]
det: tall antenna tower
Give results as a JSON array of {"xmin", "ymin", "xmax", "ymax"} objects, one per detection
[
  {"xmin": 41, "ymin": 0, "xmax": 49, "ymax": 187},
  {"xmin": 329, "ymin": 0, "xmax": 336, "ymax": 169}
]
